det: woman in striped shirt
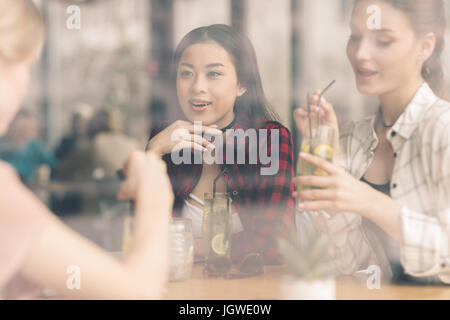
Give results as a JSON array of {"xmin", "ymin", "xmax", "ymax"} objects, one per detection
[{"xmin": 294, "ymin": 0, "xmax": 450, "ymax": 284}]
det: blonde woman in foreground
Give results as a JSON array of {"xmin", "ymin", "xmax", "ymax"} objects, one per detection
[
  {"xmin": 0, "ymin": 0, "xmax": 173, "ymax": 299},
  {"xmin": 294, "ymin": 0, "xmax": 450, "ymax": 284}
]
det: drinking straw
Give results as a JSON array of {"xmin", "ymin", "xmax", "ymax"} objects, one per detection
[
  {"xmin": 212, "ymin": 168, "xmax": 231, "ymax": 257},
  {"xmin": 213, "ymin": 168, "xmax": 227, "ymax": 197},
  {"xmin": 317, "ymin": 80, "xmax": 336, "ymax": 129}
]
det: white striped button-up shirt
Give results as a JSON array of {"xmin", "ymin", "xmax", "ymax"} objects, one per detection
[{"xmin": 298, "ymin": 82, "xmax": 450, "ymax": 283}]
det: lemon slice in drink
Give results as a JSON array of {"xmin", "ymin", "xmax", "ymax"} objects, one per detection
[
  {"xmin": 211, "ymin": 233, "xmax": 229, "ymax": 255},
  {"xmin": 313, "ymin": 144, "xmax": 333, "ymax": 176},
  {"xmin": 313, "ymin": 144, "xmax": 333, "ymax": 160},
  {"xmin": 301, "ymin": 144, "xmax": 310, "ymax": 154}
]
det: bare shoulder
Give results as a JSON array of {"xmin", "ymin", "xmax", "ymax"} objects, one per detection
[
  {"xmin": 0, "ymin": 161, "xmax": 49, "ymax": 218},
  {"xmin": 0, "ymin": 162, "xmax": 24, "ymax": 198}
]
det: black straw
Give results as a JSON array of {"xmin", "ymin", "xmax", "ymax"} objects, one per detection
[
  {"xmin": 317, "ymin": 80, "xmax": 336, "ymax": 129},
  {"xmin": 213, "ymin": 167, "xmax": 228, "ymax": 197}
]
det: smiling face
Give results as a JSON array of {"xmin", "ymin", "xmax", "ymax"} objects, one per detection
[
  {"xmin": 0, "ymin": 57, "xmax": 33, "ymax": 136},
  {"xmin": 346, "ymin": 0, "xmax": 428, "ymax": 96},
  {"xmin": 176, "ymin": 42, "xmax": 247, "ymax": 128}
]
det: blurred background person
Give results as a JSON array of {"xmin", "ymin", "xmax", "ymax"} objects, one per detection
[
  {"xmin": 87, "ymin": 108, "xmax": 140, "ymax": 179},
  {"xmin": 54, "ymin": 103, "xmax": 94, "ymax": 162},
  {"xmin": 0, "ymin": 110, "xmax": 57, "ymax": 184},
  {"xmin": 56, "ymin": 108, "xmax": 139, "ymax": 181}
]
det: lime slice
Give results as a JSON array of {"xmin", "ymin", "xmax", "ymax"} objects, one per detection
[
  {"xmin": 313, "ymin": 144, "xmax": 333, "ymax": 161},
  {"xmin": 211, "ymin": 233, "xmax": 229, "ymax": 255},
  {"xmin": 313, "ymin": 144, "xmax": 333, "ymax": 176}
]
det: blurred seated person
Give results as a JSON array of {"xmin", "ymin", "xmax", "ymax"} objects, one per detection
[
  {"xmin": 54, "ymin": 103, "xmax": 93, "ymax": 161},
  {"xmin": 56, "ymin": 108, "xmax": 139, "ymax": 181},
  {"xmin": 0, "ymin": 110, "xmax": 57, "ymax": 184}
]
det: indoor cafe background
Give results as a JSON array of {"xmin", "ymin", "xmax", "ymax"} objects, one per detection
[{"xmin": 2, "ymin": 0, "xmax": 450, "ymax": 250}]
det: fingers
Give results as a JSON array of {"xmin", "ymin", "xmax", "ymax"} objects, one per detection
[
  {"xmin": 296, "ymin": 200, "xmax": 334, "ymax": 211},
  {"xmin": 144, "ymin": 151, "xmax": 167, "ymax": 170},
  {"xmin": 117, "ymin": 174, "xmax": 135, "ymax": 200},
  {"xmin": 171, "ymin": 125, "xmax": 217, "ymax": 151},
  {"xmin": 311, "ymin": 93, "xmax": 330, "ymax": 110},
  {"xmin": 117, "ymin": 151, "xmax": 171, "ymax": 201},
  {"xmin": 117, "ymin": 184, "xmax": 131, "ymax": 201},
  {"xmin": 184, "ymin": 123, "xmax": 222, "ymax": 136},
  {"xmin": 122, "ymin": 151, "xmax": 144, "ymax": 176},
  {"xmin": 293, "ymin": 102, "xmax": 325, "ymax": 123},
  {"xmin": 174, "ymin": 140, "xmax": 208, "ymax": 153},
  {"xmin": 183, "ymin": 133, "xmax": 216, "ymax": 151},
  {"xmin": 120, "ymin": 159, "xmax": 131, "ymax": 179},
  {"xmin": 293, "ymin": 188, "xmax": 336, "ymax": 201},
  {"xmin": 294, "ymin": 108, "xmax": 307, "ymax": 121},
  {"xmin": 293, "ymin": 108, "xmax": 311, "ymax": 135},
  {"xmin": 121, "ymin": 151, "xmax": 159, "ymax": 179},
  {"xmin": 173, "ymin": 121, "xmax": 222, "ymax": 149},
  {"xmin": 117, "ymin": 151, "xmax": 144, "ymax": 200},
  {"xmin": 294, "ymin": 107, "xmax": 315, "ymax": 123},
  {"xmin": 171, "ymin": 120, "xmax": 222, "ymax": 136},
  {"xmin": 294, "ymin": 105, "xmax": 309, "ymax": 115},
  {"xmin": 310, "ymin": 91, "xmax": 337, "ymax": 122},
  {"xmin": 311, "ymin": 90, "xmax": 327, "ymax": 107}
]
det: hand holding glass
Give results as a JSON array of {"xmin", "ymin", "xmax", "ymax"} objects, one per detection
[{"xmin": 296, "ymin": 125, "xmax": 335, "ymax": 208}]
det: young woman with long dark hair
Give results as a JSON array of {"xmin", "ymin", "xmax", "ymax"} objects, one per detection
[{"xmin": 147, "ymin": 24, "xmax": 295, "ymax": 266}]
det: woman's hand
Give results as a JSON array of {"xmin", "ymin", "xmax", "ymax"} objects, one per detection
[
  {"xmin": 294, "ymin": 90, "xmax": 339, "ymax": 135},
  {"xmin": 293, "ymin": 152, "xmax": 403, "ymax": 240},
  {"xmin": 146, "ymin": 120, "xmax": 223, "ymax": 157},
  {"xmin": 294, "ymin": 90, "xmax": 340, "ymax": 156},
  {"xmin": 293, "ymin": 152, "xmax": 379, "ymax": 217},
  {"xmin": 117, "ymin": 151, "xmax": 174, "ymax": 212}
]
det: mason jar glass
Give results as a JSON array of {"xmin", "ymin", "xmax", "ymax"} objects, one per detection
[{"xmin": 169, "ymin": 218, "xmax": 194, "ymax": 282}]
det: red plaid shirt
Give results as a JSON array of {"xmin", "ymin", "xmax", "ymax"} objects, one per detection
[{"xmin": 148, "ymin": 117, "xmax": 295, "ymax": 265}]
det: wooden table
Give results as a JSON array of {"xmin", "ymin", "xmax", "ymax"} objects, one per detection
[{"xmin": 165, "ymin": 264, "xmax": 450, "ymax": 300}]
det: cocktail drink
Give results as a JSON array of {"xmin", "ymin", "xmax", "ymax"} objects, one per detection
[
  {"xmin": 202, "ymin": 192, "xmax": 232, "ymax": 277},
  {"xmin": 296, "ymin": 125, "xmax": 335, "ymax": 193}
]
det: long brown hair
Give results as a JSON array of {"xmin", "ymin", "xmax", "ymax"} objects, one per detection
[{"xmin": 377, "ymin": 0, "xmax": 448, "ymax": 98}]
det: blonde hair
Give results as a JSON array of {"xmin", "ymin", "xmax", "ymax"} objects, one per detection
[{"xmin": 0, "ymin": 0, "xmax": 45, "ymax": 62}]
